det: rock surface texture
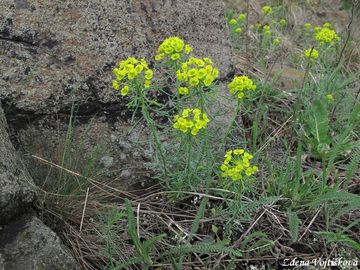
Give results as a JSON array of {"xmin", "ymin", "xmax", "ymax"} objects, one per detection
[
  {"xmin": 0, "ymin": 0, "xmax": 232, "ymax": 114},
  {"xmin": 0, "ymin": 213, "xmax": 80, "ymax": 270},
  {"xmin": 0, "ymin": 104, "xmax": 79, "ymax": 269},
  {"xmin": 0, "ymin": 0, "xmax": 233, "ymax": 189},
  {"xmin": 0, "ymin": 103, "xmax": 35, "ymax": 225}
]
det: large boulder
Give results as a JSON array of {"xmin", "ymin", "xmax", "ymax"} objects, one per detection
[
  {"xmin": 0, "ymin": 105, "xmax": 79, "ymax": 270},
  {"xmin": 0, "ymin": 103, "xmax": 35, "ymax": 225},
  {"xmin": 0, "ymin": 213, "xmax": 79, "ymax": 270},
  {"xmin": 0, "ymin": 0, "xmax": 234, "ymax": 189},
  {"xmin": 0, "ymin": 0, "xmax": 233, "ymax": 114}
]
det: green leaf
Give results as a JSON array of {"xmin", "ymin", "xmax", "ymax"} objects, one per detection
[
  {"xmin": 306, "ymin": 190, "xmax": 360, "ymax": 209},
  {"xmin": 317, "ymin": 231, "xmax": 360, "ymax": 252},
  {"xmin": 288, "ymin": 210, "xmax": 300, "ymax": 241},
  {"xmin": 190, "ymin": 197, "xmax": 209, "ymax": 238},
  {"xmin": 310, "ymin": 99, "xmax": 329, "ymax": 144},
  {"xmin": 125, "ymin": 199, "xmax": 145, "ymax": 259},
  {"xmin": 142, "ymin": 233, "xmax": 166, "ymax": 254}
]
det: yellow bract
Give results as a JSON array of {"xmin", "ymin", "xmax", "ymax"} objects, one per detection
[
  {"xmin": 173, "ymin": 108, "xmax": 210, "ymax": 136},
  {"xmin": 261, "ymin": 5, "xmax": 273, "ymax": 16},
  {"xmin": 112, "ymin": 57, "xmax": 152, "ymax": 96},
  {"xmin": 263, "ymin": 25, "xmax": 271, "ymax": 31},
  {"xmin": 178, "ymin": 87, "xmax": 189, "ymax": 95},
  {"xmin": 229, "ymin": 19, "xmax": 237, "ymax": 25},
  {"xmin": 314, "ymin": 25, "xmax": 340, "ymax": 45},
  {"xmin": 326, "ymin": 94, "xmax": 334, "ymax": 102},
  {"xmin": 238, "ymin": 13, "xmax": 246, "ymax": 22},
  {"xmin": 304, "ymin": 23, "xmax": 312, "ymax": 29},
  {"xmin": 304, "ymin": 48, "xmax": 319, "ymax": 59},
  {"xmin": 220, "ymin": 149, "xmax": 258, "ymax": 181},
  {"xmin": 176, "ymin": 57, "xmax": 219, "ymax": 88},
  {"xmin": 228, "ymin": 75, "xmax": 256, "ymax": 100},
  {"xmin": 155, "ymin": 37, "xmax": 193, "ymax": 61},
  {"xmin": 274, "ymin": 38, "xmax": 281, "ymax": 46}
]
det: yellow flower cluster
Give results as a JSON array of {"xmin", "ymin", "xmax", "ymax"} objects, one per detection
[
  {"xmin": 274, "ymin": 38, "xmax": 281, "ymax": 46},
  {"xmin": 263, "ymin": 25, "xmax": 271, "ymax": 37},
  {"xmin": 326, "ymin": 94, "xmax": 334, "ymax": 102},
  {"xmin": 229, "ymin": 19, "xmax": 237, "ymax": 25},
  {"xmin": 235, "ymin": 27, "xmax": 242, "ymax": 33},
  {"xmin": 220, "ymin": 149, "xmax": 258, "ymax": 181},
  {"xmin": 314, "ymin": 23, "xmax": 340, "ymax": 45},
  {"xmin": 304, "ymin": 48, "xmax": 319, "ymax": 59},
  {"xmin": 238, "ymin": 13, "xmax": 246, "ymax": 22},
  {"xmin": 176, "ymin": 57, "xmax": 219, "ymax": 90},
  {"xmin": 173, "ymin": 108, "xmax": 210, "ymax": 136},
  {"xmin": 261, "ymin": 5, "xmax": 273, "ymax": 16},
  {"xmin": 112, "ymin": 57, "xmax": 152, "ymax": 96},
  {"xmin": 155, "ymin": 37, "xmax": 193, "ymax": 61},
  {"xmin": 304, "ymin": 23, "xmax": 312, "ymax": 29},
  {"xmin": 228, "ymin": 75, "xmax": 256, "ymax": 100}
]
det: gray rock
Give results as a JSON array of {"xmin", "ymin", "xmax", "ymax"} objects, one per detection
[
  {"xmin": 0, "ymin": 104, "xmax": 35, "ymax": 225},
  {"xmin": 0, "ymin": 213, "xmax": 79, "ymax": 270},
  {"xmin": 11, "ymin": 113, "xmax": 150, "ymax": 190},
  {"xmin": 0, "ymin": 0, "xmax": 232, "ymax": 114}
]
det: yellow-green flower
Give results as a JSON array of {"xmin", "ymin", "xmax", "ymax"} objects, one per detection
[
  {"xmin": 314, "ymin": 26, "xmax": 321, "ymax": 33},
  {"xmin": 326, "ymin": 94, "xmax": 334, "ymax": 102},
  {"xmin": 304, "ymin": 48, "xmax": 319, "ymax": 59},
  {"xmin": 156, "ymin": 37, "xmax": 193, "ymax": 61},
  {"xmin": 155, "ymin": 53, "xmax": 165, "ymax": 61},
  {"xmin": 263, "ymin": 25, "xmax": 271, "ymax": 31},
  {"xmin": 323, "ymin": 22, "xmax": 332, "ymax": 29},
  {"xmin": 144, "ymin": 80, "xmax": 151, "ymax": 89},
  {"xmin": 112, "ymin": 80, "xmax": 120, "ymax": 90},
  {"xmin": 112, "ymin": 57, "xmax": 152, "ymax": 95},
  {"xmin": 261, "ymin": 5, "xmax": 273, "ymax": 16},
  {"xmin": 235, "ymin": 27, "xmax": 242, "ymax": 33},
  {"xmin": 176, "ymin": 57, "xmax": 219, "ymax": 88},
  {"xmin": 238, "ymin": 13, "xmax": 246, "ymax": 22},
  {"xmin": 228, "ymin": 75, "xmax": 256, "ymax": 100},
  {"xmin": 173, "ymin": 108, "xmax": 210, "ymax": 136},
  {"xmin": 176, "ymin": 71, "xmax": 188, "ymax": 81},
  {"xmin": 171, "ymin": 53, "xmax": 181, "ymax": 61},
  {"xmin": 304, "ymin": 23, "xmax": 312, "ymax": 29},
  {"xmin": 145, "ymin": 69, "xmax": 153, "ymax": 80},
  {"xmin": 229, "ymin": 19, "xmax": 237, "ymax": 25},
  {"xmin": 184, "ymin": 44, "xmax": 193, "ymax": 54},
  {"xmin": 314, "ymin": 25, "xmax": 340, "ymax": 45},
  {"xmin": 279, "ymin": 19, "xmax": 286, "ymax": 27},
  {"xmin": 178, "ymin": 87, "xmax": 189, "ymax": 95},
  {"xmin": 189, "ymin": 77, "xmax": 200, "ymax": 87},
  {"xmin": 220, "ymin": 149, "xmax": 258, "ymax": 181},
  {"xmin": 274, "ymin": 38, "xmax": 281, "ymax": 46},
  {"xmin": 121, "ymin": 85, "xmax": 129, "ymax": 96}
]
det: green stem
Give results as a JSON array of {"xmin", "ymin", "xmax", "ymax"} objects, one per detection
[
  {"xmin": 186, "ymin": 133, "xmax": 193, "ymax": 187},
  {"xmin": 137, "ymin": 84, "xmax": 169, "ymax": 177},
  {"xmin": 222, "ymin": 99, "xmax": 241, "ymax": 150},
  {"xmin": 294, "ymin": 50, "xmax": 313, "ymax": 122},
  {"xmin": 198, "ymin": 86, "xmax": 206, "ymax": 112}
]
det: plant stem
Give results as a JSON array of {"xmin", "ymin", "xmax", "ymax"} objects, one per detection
[
  {"xmin": 186, "ymin": 133, "xmax": 193, "ymax": 187},
  {"xmin": 137, "ymin": 84, "xmax": 169, "ymax": 176},
  {"xmin": 222, "ymin": 99, "xmax": 241, "ymax": 150}
]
